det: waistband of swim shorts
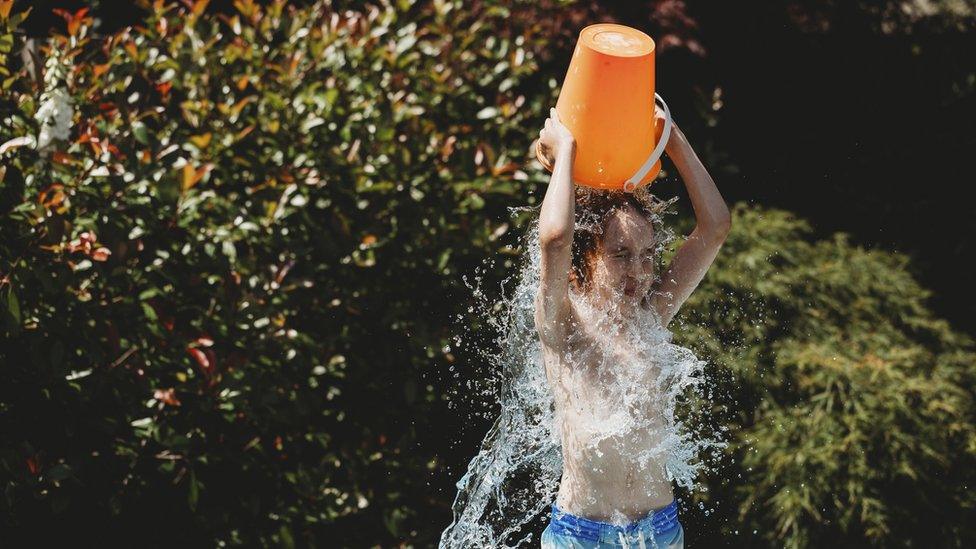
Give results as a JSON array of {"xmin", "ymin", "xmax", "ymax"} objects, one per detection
[{"xmin": 548, "ymin": 499, "xmax": 680, "ymax": 543}]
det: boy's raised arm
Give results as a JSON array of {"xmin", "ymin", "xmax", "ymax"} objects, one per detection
[
  {"xmin": 535, "ymin": 108, "xmax": 577, "ymax": 348},
  {"xmin": 649, "ymin": 122, "xmax": 732, "ymax": 327}
]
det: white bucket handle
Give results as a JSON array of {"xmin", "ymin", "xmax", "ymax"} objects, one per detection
[{"xmin": 623, "ymin": 93, "xmax": 672, "ymax": 193}]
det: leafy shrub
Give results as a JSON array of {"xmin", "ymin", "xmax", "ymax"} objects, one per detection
[
  {"xmin": 0, "ymin": 0, "xmax": 564, "ymax": 545},
  {"xmin": 675, "ymin": 206, "xmax": 976, "ymax": 548}
]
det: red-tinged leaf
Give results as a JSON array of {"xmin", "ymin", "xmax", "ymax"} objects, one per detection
[
  {"xmin": 26, "ymin": 456, "xmax": 40, "ymax": 475},
  {"xmin": 440, "ymin": 135, "xmax": 457, "ymax": 160},
  {"xmin": 187, "ymin": 347, "xmax": 210, "ymax": 371},
  {"xmin": 38, "ymin": 184, "xmax": 66, "ymax": 209},
  {"xmin": 182, "ymin": 165, "xmax": 197, "ymax": 191},
  {"xmin": 182, "ymin": 163, "xmax": 212, "ymax": 191},
  {"xmin": 491, "ymin": 161, "xmax": 519, "ymax": 177},
  {"xmin": 93, "ymin": 63, "xmax": 110, "ymax": 78},
  {"xmin": 155, "ymin": 81, "xmax": 172, "ymax": 99},
  {"xmin": 192, "ymin": 0, "xmax": 211, "ymax": 18},
  {"xmin": 153, "ymin": 388, "xmax": 181, "ymax": 406},
  {"xmin": 51, "ymin": 151, "xmax": 75, "ymax": 165},
  {"xmin": 203, "ymin": 348, "xmax": 217, "ymax": 372},
  {"xmin": 230, "ymin": 95, "xmax": 254, "ymax": 117},
  {"xmin": 274, "ymin": 260, "xmax": 294, "ymax": 285},
  {"xmin": 0, "ymin": 1, "xmax": 13, "ymax": 20},
  {"xmin": 60, "ymin": 8, "xmax": 89, "ymax": 36},
  {"xmin": 288, "ymin": 51, "xmax": 303, "ymax": 76},
  {"xmin": 91, "ymin": 247, "xmax": 111, "ymax": 262},
  {"xmin": 235, "ymin": 124, "xmax": 256, "ymax": 140}
]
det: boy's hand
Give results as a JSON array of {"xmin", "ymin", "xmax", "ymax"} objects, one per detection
[
  {"xmin": 538, "ymin": 107, "xmax": 576, "ymax": 165},
  {"xmin": 655, "ymin": 107, "xmax": 684, "ymax": 156}
]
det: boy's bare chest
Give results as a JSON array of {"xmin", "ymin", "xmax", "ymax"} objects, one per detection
[{"xmin": 569, "ymin": 328, "xmax": 655, "ymax": 381}]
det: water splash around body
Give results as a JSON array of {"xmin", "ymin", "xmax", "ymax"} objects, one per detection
[{"xmin": 440, "ymin": 191, "xmax": 725, "ymax": 548}]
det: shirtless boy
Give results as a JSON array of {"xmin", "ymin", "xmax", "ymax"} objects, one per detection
[{"xmin": 534, "ymin": 107, "xmax": 731, "ymax": 548}]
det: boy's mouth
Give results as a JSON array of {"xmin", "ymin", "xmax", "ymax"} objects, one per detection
[{"xmin": 623, "ymin": 280, "xmax": 638, "ymax": 296}]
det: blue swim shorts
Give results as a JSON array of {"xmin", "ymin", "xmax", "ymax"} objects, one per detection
[{"xmin": 540, "ymin": 499, "xmax": 684, "ymax": 548}]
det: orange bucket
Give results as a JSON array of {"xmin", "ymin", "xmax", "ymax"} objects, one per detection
[{"xmin": 536, "ymin": 23, "xmax": 672, "ymax": 192}]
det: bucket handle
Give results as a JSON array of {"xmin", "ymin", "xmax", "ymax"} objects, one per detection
[{"xmin": 623, "ymin": 93, "xmax": 673, "ymax": 193}]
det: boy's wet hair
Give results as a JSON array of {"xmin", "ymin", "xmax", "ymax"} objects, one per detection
[{"xmin": 570, "ymin": 186, "xmax": 674, "ymax": 293}]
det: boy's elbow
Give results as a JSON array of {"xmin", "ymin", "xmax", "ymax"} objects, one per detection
[
  {"xmin": 714, "ymin": 213, "xmax": 732, "ymax": 236},
  {"xmin": 539, "ymin": 227, "xmax": 573, "ymax": 250},
  {"xmin": 699, "ymin": 214, "xmax": 731, "ymax": 244}
]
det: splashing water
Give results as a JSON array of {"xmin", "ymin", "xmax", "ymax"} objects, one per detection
[{"xmin": 440, "ymin": 194, "xmax": 725, "ymax": 548}]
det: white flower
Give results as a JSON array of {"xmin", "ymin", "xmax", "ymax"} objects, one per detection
[
  {"xmin": 33, "ymin": 45, "xmax": 75, "ymax": 154},
  {"xmin": 35, "ymin": 87, "xmax": 74, "ymax": 151}
]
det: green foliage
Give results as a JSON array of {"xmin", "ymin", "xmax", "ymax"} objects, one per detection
[
  {"xmin": 0, "ymin": 0, "xmax": 564, "ymax": 545},
  {"xmin": 675, "ymin": 205, "xmax": 976, "ymax": 548}
]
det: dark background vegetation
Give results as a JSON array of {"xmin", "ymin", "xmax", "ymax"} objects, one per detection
[
  {"xmin": 22, "ymin": 0, "xmax": 976, "ymax": 332},
  {"xmin": 2, "ymin": 0, "xmax": 974, "ymax": 547}
]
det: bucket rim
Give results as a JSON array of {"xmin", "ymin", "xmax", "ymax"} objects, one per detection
[{"xmin": 579, "ymin": 23, "xmax": 655, "ymax": 58}]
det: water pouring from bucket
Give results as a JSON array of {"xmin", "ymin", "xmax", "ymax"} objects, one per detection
[
  {"xmin": 535, "ymin": 23, "xmax": 673, "ymax": 192},
  {"xmin": 438, "ymin": 210, "xmax": 720, "ymax": 549}
]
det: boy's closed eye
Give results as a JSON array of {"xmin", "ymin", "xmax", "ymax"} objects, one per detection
[{"xmin": 611, "ymin": 248, "xmax": 655, "ymax": 259}]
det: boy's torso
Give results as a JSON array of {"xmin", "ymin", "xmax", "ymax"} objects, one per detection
[{"xmin": 541, "ymin": 306, "xmax": 676, "ymax": 523}]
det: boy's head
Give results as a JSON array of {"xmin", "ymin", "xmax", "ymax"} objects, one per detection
[{"xmin": 569, "ymin": 188, "xmax": 669, "ymax": 313}]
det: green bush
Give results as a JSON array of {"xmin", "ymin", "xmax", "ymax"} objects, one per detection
[
  {"xmin": 675, "ymin": 206, "xmax": 976, "ymax": 548},
  {"xmin": 0, "ymin": 0, "xmax": 565, "ymax": 545}
]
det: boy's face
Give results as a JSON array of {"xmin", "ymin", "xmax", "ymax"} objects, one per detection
[{"xmin": 587, "ymin": 205, "xmax": 657, "ymax": 315}]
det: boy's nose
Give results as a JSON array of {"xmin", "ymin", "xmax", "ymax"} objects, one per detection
[
  {"xmin": 628, "ymin": 257, "xmax": 642, "ymax": 274},
  {"xmin": 628, "ymin": 262, "xmax": 651, "ymax": 283}
]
